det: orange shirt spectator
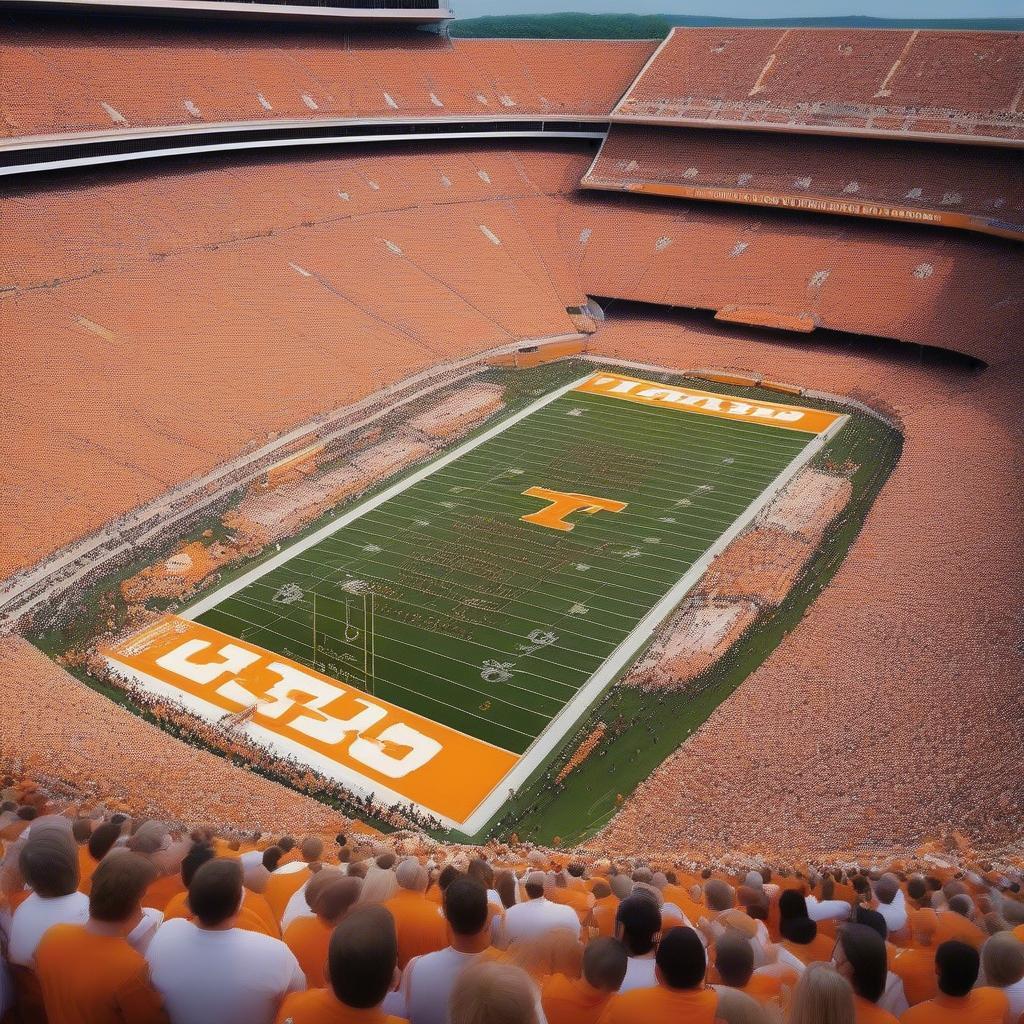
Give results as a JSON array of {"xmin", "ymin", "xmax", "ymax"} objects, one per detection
[
  {"xmin": 542, "ymin": 937, "xmax": 626, "ymax": 1024},
  {"xmin": 383, "ymin": 867, "xmax": 447, "ymax": 969},
  {"xmin": 36, "ymin": 925, "xmax": 168, "ymax": 1024},
  {"xmin": 282, "ymin": 916, "xmax": 333, "ymax": 989},
  {"xmin": 599, "ymin": 926, "xmax": 717, "ymax": 1024},
  {"xmin": 900, "ymin": 988, "xmax": 1008, "ymax": 1024},
  {"xmin": 900, "ymin": 940, "xmax": 1009, "ymax": 1024},
  {"xmin": 35, "ymin": 850, "xmax": 168, "ymax": 1024},
  {"xmin": 891, "ymin": 946, "xmax": 938, "ymax": 1006}
]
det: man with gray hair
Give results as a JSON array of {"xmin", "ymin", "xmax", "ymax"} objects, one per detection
[
  {"xmin": 503, "ymin": 870, "xmax": 580, "ymax": 943},
  {"xmin": 384, "ymin": 858, "xmax": 446, "ymax": 967}
]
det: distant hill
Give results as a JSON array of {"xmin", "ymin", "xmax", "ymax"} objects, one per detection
[{"xmin": 450, "ymin": 12, "xmax": 1024, "ymax": 38}]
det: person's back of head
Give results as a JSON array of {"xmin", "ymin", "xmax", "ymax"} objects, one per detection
[
  {"xmin": 187, "ymin": 858, "xmax": 243, "ymax": 928},
  {"xmin": 852, "ymin": 905, "xmax": 887, "ymax": 940},
  {"xmin": 71, "ymin": 818, "xmax": 92, "ymax": 845},
  {"xmin": 376, "ymin": 853, "xmax": 396, "ymax": 871},
  {"xmin": 790, "ymin": 963, "xmax": 854, "ymax": 1024},
  {"xmin": 780, "ymin": 913, "xmax": 818, "ymax": 947},
  {"xmin": 17, "ymin": 806, "xmax": 38, "ymax": 822},
  {"xmin": 277, "ymin": 835, "xmax": 296, "ymax": 854},
  {"xmin": 88, "ymin": 821, "xmax": 121, "ymax": 863},
  {"xmin": 874, "ymin": 874, "xmax": 899, "ymax": 906},
  {"xmin": 444, "ymin": 877, "xmax": 489, "ymax": 937},
  {"xmin": 180, "ymin": 842, "xmax": 216, "ymax": 887},
  {"xmin": 715, "ymin": 930, "xmax": 755, "ymax": 988},
  {"xmin": 609, "ymin": 874, "xmax": 632, "ymax": 901},
  {"xmin": 714, "ymin": 986, "xmax": 772, "ymax": 1024},
  {"xmin": 19, "ymin": 833, "xmax": 79, "ymax": 898},
  {"xmin": 836, "ymin": 924, "xmax": 888, "ymax": 1004},
  {"xmin": 438, "ymin": 864, "xmax": 461, "ymax": 894},
  {"xmin": 300, "ymin": 836, "xmax": 323, "ymax": 864},
  {"xmin": 942, "ymin": 880, "xmax": 968, "ymax": 901},
  {"xmin": 316, "ymin": 876, "xmax": 364, "ymax": 925},
  {"xmin": 396, "ymin": 857, "xmax": 427, "ymax": 893},
  {"xmin": 467, "ymin": 858, "xmax": 494, "ymax": 890},
  {"xmin": 495, "ymin": 870, "xmax": 517, "ymax": 909},
  {"xmin": 524, "ymin": 871, "xmax": 546, "ymax": 900},
  {"xmin": 948, "ymin": 893, "xmax": 974, "ymax": 919},
  {"xmin": 615, "ymin": 894, "xmax": 662, "ymax": 956},
  {"xmin": 327, "ymin": 904, "xmax": 398, "ymax": 1009},
  {"xmin": 779, "ymin": 889, "xmax": 809, "ymax": 921},
  {"xmin": 90, "ymin": 852, "xmax": 157, "ymax": 925},
  {"xmin": 359, "ymin": 866, "xmax": 398, "ymax": 904},
  {"xmin": 449, "ymin": 961, "xmax": 538, "ymax": 1024},
  {"xmin": 907, "ymin": 876, "xmax": 927, "ymax": 903},
  {"xmin": 582, "ymin": 936, "xmax": 627, "ymax": 993},
  {"xmin": 936, "ymin": 940, "xmax": 980, "ymax": 997},
  {"xmin": 981, "ymin": 931, "xmax": 1024, "ymax": 988},
  {"xmin": 705, "ymin": 879, "xmax": 736, "ymax": 913},
  {"xmin": 655, "ymin": 927, "xmax": 705, "ymax": 990},
  {"xmin": 262, "ymin": 845, "xmax": 284, "ymax": 872},
  {"xmin": 591, "ymin": 880, "xmax": 611, "ymax": 900}
]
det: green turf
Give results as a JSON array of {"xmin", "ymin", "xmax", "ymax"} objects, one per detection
[{"xmin": 189, "ymin": 381, "xmax": 819, "ymax": 757}]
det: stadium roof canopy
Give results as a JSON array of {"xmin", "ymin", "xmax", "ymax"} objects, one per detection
[{"xmin": 0, "ymin": 0, "xmax": 452, "ymax": 24}]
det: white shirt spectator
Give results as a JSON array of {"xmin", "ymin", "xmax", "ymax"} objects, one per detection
[
  {"xmin": 875, "ymin": 889, "xmax": 907, "ymax": 934},
  {"xmin": 8, "ymin": 891, "xmax": 89, "ymax": 966},
  {"xmin": 619, "ymin": 955, "xmax": 658, "ymax": 993},
  {"xmin": 806, "ymin": 896, "xmax": 852, "ymax": 923},
  {"xmin": 1000, "ymin": 975, "xmax": 1024, "ymax": 1022},
  {"xmin": 396, "ymin": 946, "xmax": 479, "ymax": 1024},
  {"xmin": 879, "ymin": 970, "xmax": 909, "ymax": 1017},
  {"xmin": 127, "ymin": 907, "xmax": 164, "ymax": 955},
  {"xmin": 503, "ymin": 897, "xmax": 580, "ymax": 944},
  {"xmin": 281, "ymin": 881, "xmax": 312, "ymax": 931},
  {"xmin": 238, "ymin": 850, "xmax": 263, "ymax": 871},
  {"xmin": 146, "ymin": 917, "xmax": 305, "ymax": 1024}
]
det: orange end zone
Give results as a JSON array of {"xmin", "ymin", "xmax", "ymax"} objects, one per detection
[
  {"xmin": 102, "ymin": 615, "xmax": 519, "ymax": 826},
  {"xmin": 576, "ymin": 372, "xmax": 842, "ymax": 435}
]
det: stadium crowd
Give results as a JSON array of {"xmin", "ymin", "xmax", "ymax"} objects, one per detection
[{"xmin": 2, "ymin": 785, "xmax": 1024, "ymax": 1024}]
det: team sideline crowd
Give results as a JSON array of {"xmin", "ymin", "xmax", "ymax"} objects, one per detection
[{"xmin": 1, "ymin": 785, "xmax": 1023, "ymax": 1024}]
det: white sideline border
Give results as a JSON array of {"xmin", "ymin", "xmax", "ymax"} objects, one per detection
[{"xmin": 110, "ymin": 370, "xmax": 847, "ymax": 836}]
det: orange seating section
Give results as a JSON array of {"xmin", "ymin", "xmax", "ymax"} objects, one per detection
[
  {"xmin": 584, "ymin": 124, "xmax": 1024, "ymax": 239},
  {"xmin": 0, "ymin": 19, "xmax": 657, "ymax": 137},
  {"xmin": 518, "ymin": 190, "xmax": 1024, "ymax": 364},
  {"xmin": 614, "ymin": 27, "xmax": 1024, "ymax": 142}
]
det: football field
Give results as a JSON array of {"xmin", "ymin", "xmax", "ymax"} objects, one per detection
[{"xmin": 104, "ymin": 370, "xmax": 845, "ymax": 833}]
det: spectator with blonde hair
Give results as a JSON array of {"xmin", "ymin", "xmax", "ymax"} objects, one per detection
[
  {"xmin": 789, "ymin": 963, "xmax": 855, "ymax": 1024},
  {"xmin": 450, "ymin": 961, "xmax": 539, "ymax": 1024},
  {"xmin": 713, "ymin": 986, "xmax": 779, "ymax": 1024}
]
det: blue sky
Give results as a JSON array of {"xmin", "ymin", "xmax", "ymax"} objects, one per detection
[{"xmin": 453, "ymin": 0, "xmax": 1022, "ymax": 17}]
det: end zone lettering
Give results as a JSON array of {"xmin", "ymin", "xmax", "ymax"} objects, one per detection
[
  {"xmin": 102, "ymin": 614, "xmax": 520, "ymax": 825},
  {"xmin": 576, "ymin": 372, "xmax": 843, "ymax": 434}
]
